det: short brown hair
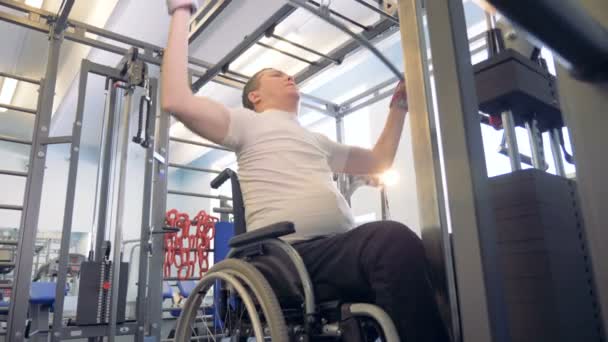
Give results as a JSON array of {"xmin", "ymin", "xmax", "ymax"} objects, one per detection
[{"xmin": 242, "ymin": 68, "xmax": 272, "ymax": 110}]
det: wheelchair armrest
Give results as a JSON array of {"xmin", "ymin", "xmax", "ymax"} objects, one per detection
[{"xmin": 229, "ymin": 221, "xmax": 295, "ymax": 248}]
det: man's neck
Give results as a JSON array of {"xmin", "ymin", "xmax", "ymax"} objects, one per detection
[{"xmin": 257, "ymin": 103, "xmax": 299, "ymax": 115}]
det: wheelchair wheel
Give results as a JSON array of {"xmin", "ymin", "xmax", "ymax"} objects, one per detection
[{"xmin": 175, "ymin": 259, "xmax": 288, "ymax": 342}]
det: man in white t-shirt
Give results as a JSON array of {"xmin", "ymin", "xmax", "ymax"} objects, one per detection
[{"xmin": 162, "ymin": 1, "xmax": 449, "ymax": 341}]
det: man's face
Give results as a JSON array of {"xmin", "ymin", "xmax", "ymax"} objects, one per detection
[{"xmin": 250, "ymin": 69, "xmax": 300, "ymax": 109}]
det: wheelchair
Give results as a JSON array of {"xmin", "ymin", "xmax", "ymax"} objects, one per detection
[{"xmin": 174, "ymin": 169, "xmax": 399, "ymax": 341}]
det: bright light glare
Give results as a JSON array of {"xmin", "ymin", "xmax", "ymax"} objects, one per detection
[
  {"xmin": 380, "ymin": 169, "xmax": 399, "ymax": 187},
  {"xmin": 0, "ymin": 78, "xmax": 18, "ymax": 113}
]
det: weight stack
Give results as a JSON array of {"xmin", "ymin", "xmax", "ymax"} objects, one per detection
[
  {"xmin": 489, "ymin": 169, "xmax": 602, "ymax": 341},
  {"xmin": 75, "ymin": 260, "xmax": 129, "ymax": 325}
]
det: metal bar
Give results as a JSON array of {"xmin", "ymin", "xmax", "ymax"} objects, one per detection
[
  {"xmin": 0, "ymin": 103, "xmax": 36, "ymax": 114},
  {"xmin": 169, "ymin": 163, "xmax": 222, "ymax": 174},
  {"xmin": 40, "ymin": 135, "xmax": 72, "ymax": 145},
  {"xmin": 50, "ymin": 59, "xmax": 90, "ymax": 342},
  {"xmin": 191, "ymin": 5, "xmax": 297, "ymax": 91},
  {"xmin": 108, "ymin": 81, "xmax": 134, "ymax": 342},
  {"xmin": 169, "ymin": 136, "xmax": 232, "ymax": 152},
  {"xmin": 354, "ymin": 0, "xmax": 398, "ymax": 23},
  {"xmin": 0, "ymin": 71, "xmax": 40, "ymax": 85},
  {"xmin": 160, "ymin": 333, "xmax": 223, "ymax": 341},
  {"xmin": 525, "ymin": 119, "xmax": 543, "ymax": 169},
  {"xmin": 555, "ymin": 1, "xmax": 608, "ymax": 331},
  {"xmin": 295, "ymin": 18, "xmax": 397, "ymax": 84},
  {"xmin": 340, "ymin": 77, "xmax": 398, "ymax": 109},
  {"xmin": 287, "ymin": 0, "xmax": 403, "ymax": 81},
  {"xmin": 147, "ymin": 108, "xmax": 171, "ymax": 340},
  {"xmin": 162, "ymin": 277, "xmax": 202, "ymax": 281},
  {"xmin": 189, "ymin": 0, "xmax": 232, "ymax": 44},
  {"xmin": 256, "ymin": 41, "xmax": 317, "ymax": 65},
  {"xmin": 421, "ymin": 0, "xmax": 511, "ymax": 340},
  {"xmin": 307, "ymin": 0, "xmax": 369, "ymax": 31},
  {"xmin": 343, "ymin": 87, "xmax": 394, "ymax": 116},
  {"xmin": 6, "ymin": 22, "xmax": 61, "ymax": 342},
  {"xmin": 167, "ymin": 189, "xmax": 231, "ymax": 201},
  {"xmin": 135, "ymin": 77, "xmax": 159, "ymax": 342},
  {"xmin": 213, "ymin": 207, "xmax": 233, "ymax": 214},
  {"xmin": 0, "ymin": 169, "xmax": 28, "ymax": 177},
  {"xmin": 94, "ymin": 82, "xmax": 117, "ymax": 263},
  {"xmin": 398, "ymin": 1, "xmax": 462, "ymax": 341},
  {"xmin": 0, "ymin": 4, "xmax": 340, "ymax": 115},
  {"xmin": 497, "ymin": 146, "xmax": 534, "ymax": 167},
  {"xmin": 0, "ymin": 6, "xmax": 49, "ymax": 33},
  {"xmin": 54, "ymin": 0, "xmax": 74, "ymax": 31},
  {"xmin": 0, "ymin": 134, "xmax": 31, "ymax": 145},
  {"xmin": 0, "ymin": 204, "xmax": 22, "ymax": 211},
  {"xmin": 269, "ymin": 33, "xmax": 341, "ymax": 64},
  {"xmin": 58, "ymin": 323, "xmax": 139, "ymax": 339},
  {"xmin": 501, "ymin": 110, "xmax": 522, "ymax": 171},
  {"xmin": 550, "ymin": 128, "xmax": 566, "ymax": 177}
]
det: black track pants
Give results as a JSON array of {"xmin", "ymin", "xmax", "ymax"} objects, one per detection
[{"xmin": 293, "ymin": 221, "xmax": 450, "ymax": 342}]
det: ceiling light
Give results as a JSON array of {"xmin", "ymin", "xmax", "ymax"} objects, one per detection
[
  {"xmin": 0, "ymin": 78, "xmax": 18, "ymax": 113},
  {"xmin": 24, "ymin": 0, "xmax": 44, "ymax": 9}
]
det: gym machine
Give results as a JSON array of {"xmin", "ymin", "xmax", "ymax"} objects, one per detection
[{"xmin": 24, "ymin": 47, "xmax": 164, "ymax": 341}]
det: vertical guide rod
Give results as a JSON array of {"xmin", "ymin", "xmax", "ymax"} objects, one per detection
[
  {"xmin": 107, "ymin": 90, "xmax": 134, "ymax": 342},
  {"xmin": 423, "ymin": 0, "xmax": 511, "ymax": 340},
  {"xmin": 50, "ymin": 60, "xmax": 90, "ymax": 342},
  {"xmin": 550, "ymin": 128, "xmax": 566, "ymax": 177},
  {"xmin": 502, "ymin": 110, "xmax": 522, "ymax": 171},
  {"xmin": 135, "ymin": 77, "xmax": 159, "ymax": 342},
  {"xmin": 147, "ymin": 104, "xmax": 172, "ymax": 340},
  {"xmin": 396, "ymin": 0, "xmax": 462, "ymax": 340},
  {"xmin": 525, "ymin": 119, "xmax": 543, "ymax": 169}
]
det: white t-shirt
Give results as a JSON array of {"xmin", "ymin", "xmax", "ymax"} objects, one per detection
[{"xmin": 221, "ymin": 108, "xmax": 355, "ymax": 241}]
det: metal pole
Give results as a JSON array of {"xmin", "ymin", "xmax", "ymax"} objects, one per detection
[
  {"xmin": 553, "ymin": 0, "xmax": 608, "ymax": 335},
  {"xmin": 107, "ymin": 88, "xmax": 134, "ymax": 342},
  {"xmin": 334, "ymin": 114, "xmax": 350, "ymax": 203},
  {"xmin": 94, "ymin": 82, "xmax": 118, "ymax": 262},
  {"xmin": 525, "ymin": 119, "xmax": 542, "ymax": 169},
  {"xmin": 168, "ymin": 163, "xmax": 222, "ymax": 174},
  {"xmin": 396, "ymin": 2, "xmax": 462, "ymax": 340},
  {"xmin": 501, "ymin": 110, "xmax": 522, "ymax": 171},
  {"xmin": 169, "ymin": 136, "xmax": 232, "ymax": 152},
  {"xmin": 147, "ymin": 108, "xmax": 171, "ymax": 340},
  {"xmin": 0, "ymin": 134, "xmax": 32, "ymax": 145},
  {"xmin": 421, "ymin": 0, "xmax": 511, "ymax": 340},
  {"xmin": 6, "ymin": 24, "xmax": 61, "ymax": 342},
  {"xmin": 550, "ymin": 128, "xmax": 566, "ymax": 177},
  {"xmin": 380, "ymin": 187, "xmax": 388, "ymax": 220},
  {"xmin": 135, "ymin": 77, "xmax": 160, "ymax": 342},
  {"xmin": 167, "ymin": 189, "xmax": 231, "ymax": 201},
  {"xmin": 0, "ymin": 103, "xmax": 37, "ymax": 114},
  {"xmin": 0, "ymin": 71, "xmax": 40, "ymax": 85},
  {"xmin": 49, "ymin": 59, "xmax": 89, "ymax": 342},
  {"xmin": 286, "ymin": 0, "xmax": 403, "ymax": 81}
]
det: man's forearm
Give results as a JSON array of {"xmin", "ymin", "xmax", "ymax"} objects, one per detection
[
  {"xmin": 161, "ymin": 9, "xmax": 193, "ymax": 113},
  {"xmin": 372, "ymin": 107, "xmax": 407, "ymax": 170}
]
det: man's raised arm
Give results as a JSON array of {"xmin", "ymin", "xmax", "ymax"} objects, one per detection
[{"xmin": 161, "ymin": 1, "xmax": 231, "ymax": 145}]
